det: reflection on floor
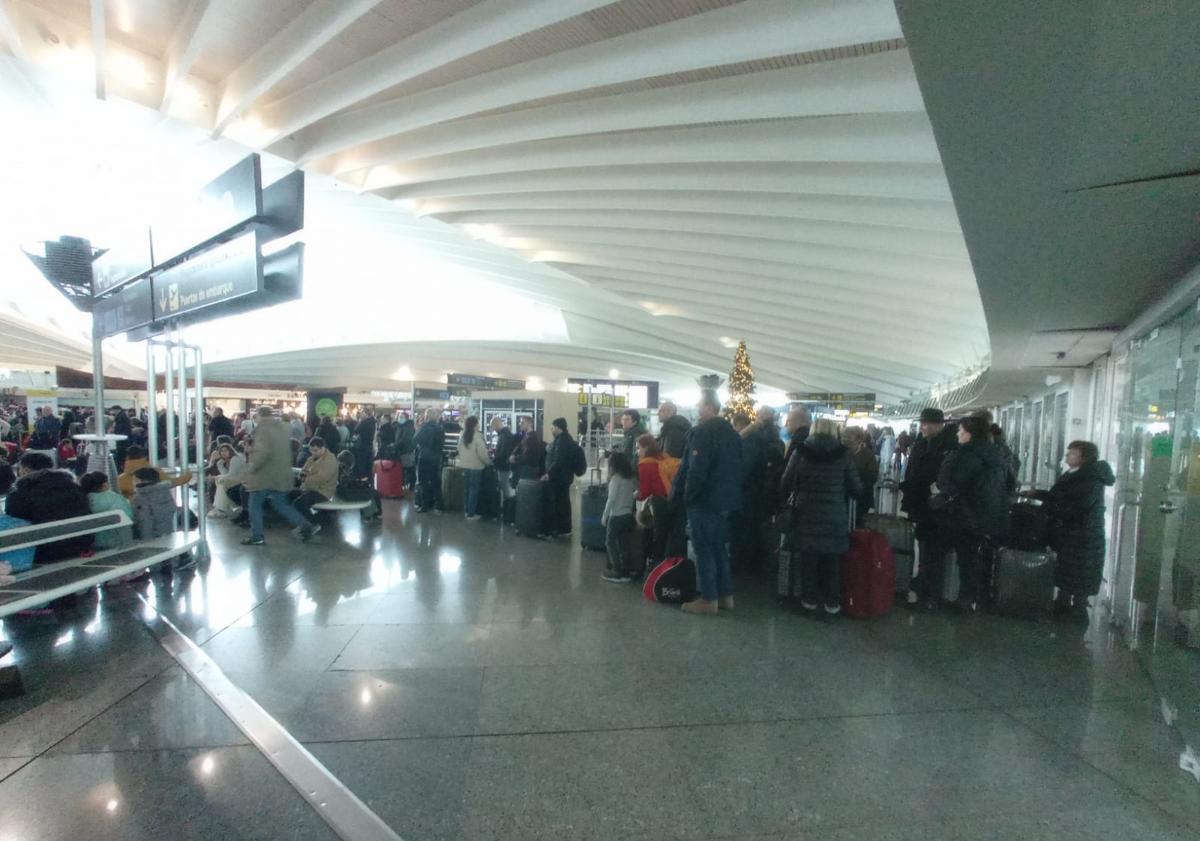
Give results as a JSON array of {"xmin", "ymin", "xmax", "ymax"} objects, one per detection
[{"xmin": 0, "ymin": 496, "xmax": 1197, "ymax": 840}]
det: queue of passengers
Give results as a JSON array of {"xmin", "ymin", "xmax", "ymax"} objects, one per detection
[{"xmin": 1, "ymin": 396, "xmax": 1115, "ymax": 626}]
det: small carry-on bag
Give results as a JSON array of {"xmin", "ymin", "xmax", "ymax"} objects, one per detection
[
  {"xmin": 374, "ymin": 460, "xmax": 405, "ymax": 498},
  {"xmin": 502, "ymin": 495, "xmax": 517, "ymax": 525},
  {"xmin": 778, "ymin": 549, "xmax": 801, "ymax": 600},
  {"xmin": 841, "ymin": 529, "xmax": 896, "ymax": 619},
  {"xmin": 643, "ymin": 556, "xmax": 697, "ymax": 604},
  {"xmin": 580, "ymin": 484, "xmax": 608, "ymax": 551},
  {"xmin": 515, "ymin": 478, "xmax": 547, "ymax": 537},
  {"xmin": 1007, "ymin": 500, "xmax": 1050, "ymax": 551},
  {"xmin": 992, "ymin": 547, "xmax": 1057, "ymax": 615}
]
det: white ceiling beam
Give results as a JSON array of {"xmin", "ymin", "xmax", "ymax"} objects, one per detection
[
  {"xmin": 161, "ymin": 0, "xmax": 237, "ymax": 112},
  {"xmin": 297, "ymin": 0, "xmax": 904, "ymax": 163},
  {"xmin": 380, "ymin": 163, "xmax": 953, "ymax": 202},
  {"xmin": 530, "ymin": 244, "xmax": 983, "ymax": 302},
  {"xmin": 335, "ymin": 50, "xmax": 922, "ymax": 172},
  {"xmin": 260, "ymin": 0, "xmax": 615, "ymax": 143},
  {"xmin": 568, "ymin": 265, "xmax": 979, "ymax": 330},
  {"xmin": 439, "ymin": 209, "xmax": 969, "ymax": 261},
  {"xmin": 496, "ymin": 228, "xmax": 973, "ymax": 288},
  {"xmin": 89, "ymin": 0, "xmax": 105, "ymax": 99},
  {"xmin": 213, "ymin": 0, "xmax": 380, "ymax": 134},
  {"xmin": 579, "ymin": 281, "xmax": 970, "ymax": 366},
  {"xmin": 414, "ymin": 191, "xmax": 963, "ymax": 233},
  {"xmin": 0, "ymin": 0, "xmax": 26, "ymax": 60},
  {"xmin": 360, "ymin": 113, "xmax": 939, "ymax": 188}
]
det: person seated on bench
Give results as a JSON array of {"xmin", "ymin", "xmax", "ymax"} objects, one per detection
[
  {"xmin": 208, "ymin": 442, "xmax": 247, "ymax": 518},
  {"xmin": 81, "ymin": 471, "xmax": 134, "ymax": 549},
  {"xmin": 291, "ymin": 436, "xmax": 338, "ymax": 527},
  {"xmin": 132, "ymin": 467, "xmax": 179, "ymax": 540},
  {"xmin": 4, "ymin": 452, "xmax": 94, "ymax": 563},
  {"xmin": 117, "ymin": 445, "xmax": 193, "ymax": 500}
]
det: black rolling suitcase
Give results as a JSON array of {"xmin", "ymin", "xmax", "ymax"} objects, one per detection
[
  {"xmin": 580, "ymin": 484, "xmax": 608, "ymax": 551},
  {"xmin": 992, "ymin": 547, "xmax": 1056, "ymax": 616},
  {"xmin": 515, "ymin": 478, "xmax": 547, "ymax": 537},
  {"xmin": 477, "ymin": 466, "xmax": 500, "ymax": 519}
]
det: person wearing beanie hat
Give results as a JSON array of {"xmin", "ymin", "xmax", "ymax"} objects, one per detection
[
  {"xmin": 900, "ymin": 407, "xmax": 959, "ymax": 609},
  {"xmin": 542, "ymin": 417, "xmax": 584, "ymax": 536}
]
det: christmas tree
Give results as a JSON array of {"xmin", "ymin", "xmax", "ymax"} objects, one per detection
[{"xmin": 725, "ymin": 340, "xmax": 756, "ymax": 420}]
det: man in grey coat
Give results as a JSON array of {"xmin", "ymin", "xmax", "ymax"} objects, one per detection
[{"xmin": 242, "ymin": 406, "xmax": 317, "ymax": 545}]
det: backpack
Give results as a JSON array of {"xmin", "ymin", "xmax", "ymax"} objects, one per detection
[
  {"xmin": 643, "ymin": 556, "xmax": 697, "ymax": 604},
  {"xmin": 572, "ymin": 441, "xmax": 588, "ymax": 477},
  {"xmin": 658, "ymin": 455, "xmax": 681, "ymax": 494}
]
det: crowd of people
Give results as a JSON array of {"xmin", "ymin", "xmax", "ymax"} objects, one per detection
[{"xmin": 0, "ymin": 394, "xmax": 1116, "ymax": 625}]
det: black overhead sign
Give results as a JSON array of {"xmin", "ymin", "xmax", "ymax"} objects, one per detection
[
  {"xmin": 447, "ymin": 373, "xmax": 526, "ymax": 391},
  {"xmin": 152, "ymin": 232, "xmax": 260, "ymax": 320},
  {"xmin": 415, "ymin": 386, "xmax": 472, "ymax": 400},
  {"xmin": 788, "ymin": 392, "xmax": 879, "ymax": 408},
  {"xmin": 89, "ymin": 154, "xmax": 305, "ymax": 339},
  {"xmin": 92, "ymin": 226, "xmax": 153, "ymax": 296},
  {"xmin": 93, "ymin": 276, "xmax": 153, "ymax": 337},
  {"xmin": 150, "ymin": 154, "xmax": 263, "ymax": 268}
]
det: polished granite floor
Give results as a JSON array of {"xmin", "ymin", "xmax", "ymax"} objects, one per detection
[{"xmin": 0, "ymin": 494, "xmax": 1197, "ymax": 840}]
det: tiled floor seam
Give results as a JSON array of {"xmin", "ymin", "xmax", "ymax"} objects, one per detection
[
  {"xmin": 295, "ymin": 703, "xmax": 1005, "ymax": 747},
  {"xmin": 138, "ymin": 596, "xmax": 402, "ymax": 841}
]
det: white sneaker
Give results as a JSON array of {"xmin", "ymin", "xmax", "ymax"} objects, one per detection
[
  {"xmin": 800, "ymin": 600, "xmax": 818, "ymax": 611},
  {"xmin": 906, "ymin": 590, "xmax": 919, "ymax": 605},
  {"xmin": 207, "ymin": 509, "xmax": 228, "ymax": 519}
]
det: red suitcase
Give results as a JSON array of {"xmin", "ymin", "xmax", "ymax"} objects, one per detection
[
  {"xmin": 374, "ymin": 460, "xmax": 405, "ymax": 498},
  {"xmin": 840, "ymin": 529, "xmax": 895, "ymax": 619}
]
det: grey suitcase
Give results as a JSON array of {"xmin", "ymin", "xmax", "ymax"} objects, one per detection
[
  {"xmin": 866, "ymin": 481, "xmax": 914, "ymax": 593},
  {"xmin": 993, "ymin": 547, "xmax": 1056, "ymax": 615},
  {"xmin": 942, "ymin": 549, "xmax": 959, "ymax": 602},
  {"xmin": 440, "ymin": 466, "xmax": 466, "ymax": 512}
]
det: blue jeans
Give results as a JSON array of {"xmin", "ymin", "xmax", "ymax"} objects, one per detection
[
  {"xmin": 249, "ymin": 489, "xmax": 309, "ymax": 540},
  {"xmin": 688, "ymin": 508, "xmax": 732, "ymax": 601},
  {"xmin": 464, "ymin": 468, "xmax": 482, "ymax": 516}
]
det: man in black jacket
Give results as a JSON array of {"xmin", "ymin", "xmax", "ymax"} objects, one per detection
[
  {"xmin": 5, "ymin": 452, "xmax": 93, "ymax": 563},
  {"xmin": 490, "ymin": 416, "xmax": 518, "ymax": 501},
  {"xmin": 209, "ymin": 407, "xmax": 235, "ymax": 442},
  {"xmin": 655, "ymin": 402, "xmax": 691, "ymax": 459},
  {"xmin": 354, "ymin": 408, "xmax": 377, "ymax": 479},
  {"xmin": 412, "ymin": 410, "xmax": 444, "ymax": 512},
  {"xmin": 542, "ymin": 418, "xmax": 582, "ymax": 536},
  {"xmin": 900, "ymin": 408, "xmax": 958, "ymax": 608}
]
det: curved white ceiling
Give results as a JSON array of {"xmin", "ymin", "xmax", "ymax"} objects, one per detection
[{"xmin": 1, "ymin": 0, "xmax": 989, "ymax": 403}]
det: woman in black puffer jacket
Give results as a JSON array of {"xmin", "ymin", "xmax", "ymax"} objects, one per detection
[
  {"xmin": 1037, "ymin": 440, "xmax": 1115, "ymax": 619},
  {"xmin": 936, "ymin": 415, "xmax": 1008, "ymax": 611},
  {"xmin": 780, "ymin": 419, "xmax": 862, "ymax": 614}
]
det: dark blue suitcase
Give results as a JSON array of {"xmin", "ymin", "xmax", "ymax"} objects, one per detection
[
  {"xmin": 580, "ymin": 484, "xmax": 607, "ymax": 551},
  {"xmin": 515, "ymin": 478, "xmax": 547, "ymax": 537}
]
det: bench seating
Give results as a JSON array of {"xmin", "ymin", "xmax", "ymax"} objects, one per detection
[
  {"xmin": 0, "ymin": 512, "xmax": 199, "ymax": 618},
  {"xmin": 312, "ymin": 498, "xmax": 372, "ymax": 511}
]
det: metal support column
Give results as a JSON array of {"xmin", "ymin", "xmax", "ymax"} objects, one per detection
[
  {"xmin": 163, "ymin": 342, "xmax": 176, "ymax": 470},
  {"xmin": 146, "ymin": 342, "xmax": 158, "ymax": 466}
]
